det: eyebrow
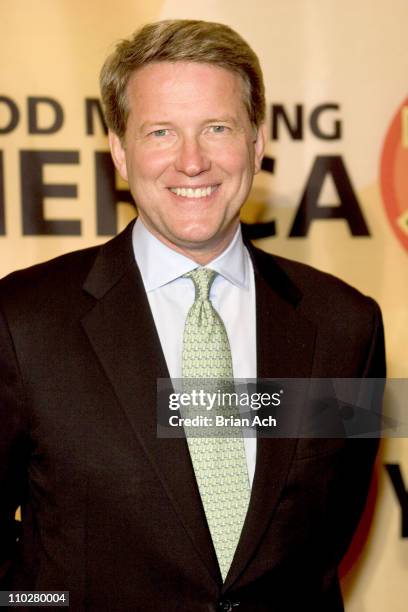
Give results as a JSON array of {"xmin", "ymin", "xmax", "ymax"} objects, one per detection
[
  {"xmin": 138, "ymin": 116, "xmax": 241, "ymax": 132},
  {"xmin": 138, "ymin": 121, "xmax": 174, "ymax": 132},
  {"xmin": 204, "ymin": 116, "xmax": 240, "ymax": 125}
]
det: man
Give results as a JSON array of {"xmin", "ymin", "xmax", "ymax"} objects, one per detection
[{"xmin": 0, "ymin": 20, "xmax": 385, "ymax": 611}]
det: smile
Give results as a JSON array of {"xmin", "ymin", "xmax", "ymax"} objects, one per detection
[{"xmin": 169, "ymin": 185, "xmax": 218, "ymax": 199}]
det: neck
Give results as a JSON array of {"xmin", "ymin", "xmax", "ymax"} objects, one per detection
[{"xmin": 139, "ymin": 219, "xmax": 239, "ymax": 265}]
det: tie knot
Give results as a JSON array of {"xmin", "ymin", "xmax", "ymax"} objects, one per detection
[{"xmin": 184, "ymin": 267, "xmax": 216, "ymax": 301}]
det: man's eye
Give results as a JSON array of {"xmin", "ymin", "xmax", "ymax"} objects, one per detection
[
  {"xmin": 210, "ymin": 125, "xmax": 228, "ymax": 134},
  {"xmin": 150, "ymin": 129, "xmax": 169, "ymax": 137}
]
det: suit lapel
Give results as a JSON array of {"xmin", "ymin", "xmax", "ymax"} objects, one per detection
[
  {"xmin": 81, "ymin": 223, "xmax": 220, "ymax": 585},
  {"xmin": 224, "ymin": 243, "xmax": 317, "ymax": 590}
]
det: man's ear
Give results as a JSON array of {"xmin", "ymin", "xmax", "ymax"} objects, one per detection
[
  {"xmin": 253, "ymin": 122, "xmax": 267, "ymax": 174},
  {"xmin": 108, "ymin": 130, "xmax": 128, "ymax": 182}
]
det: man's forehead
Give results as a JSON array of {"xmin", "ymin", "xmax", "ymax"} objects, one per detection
[{"xmin": 125, "ymin": 61, "xmax": 248, "ymax": 122}]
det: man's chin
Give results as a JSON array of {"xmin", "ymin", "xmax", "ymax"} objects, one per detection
[
  {"xmin": 168, "ymin": 226, "xmax": 233, "ymax": 250},
  {"xmin": 158, "ymin": 225, "xmax": 236, "ymax": 261}
]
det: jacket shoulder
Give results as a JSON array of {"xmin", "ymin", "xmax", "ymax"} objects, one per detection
[
  {"xmin": 250, "ymin": 244, "xmax": 383, "ymax": 358},
  {"xmin": 253, "ymin": 244, "xmax": 379, "ymax": 315},
  {"xmin": 251, "ymin": 245, "xmax": 385, "ymax": 376},
  {"xmin": 0, "ymin": 245, "xmax": 100, "ymax": 307},
  {"xmin": 0, "ymin": 221, "xmax": 135, "ymax": 309}
]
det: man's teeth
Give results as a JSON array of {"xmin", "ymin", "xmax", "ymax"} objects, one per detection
[{"xmin": 170, "ymin": 186, "xmax": 215, "ymax": 198}]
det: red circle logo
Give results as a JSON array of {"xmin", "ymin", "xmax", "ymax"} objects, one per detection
[{"xmin": 380, "ymin": 97, "xmax": 408, "ymax": 252}]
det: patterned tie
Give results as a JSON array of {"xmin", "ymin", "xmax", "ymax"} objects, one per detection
[{"xmin": 182, "ymin": 267, "xmax": 250, "ymax": 581}]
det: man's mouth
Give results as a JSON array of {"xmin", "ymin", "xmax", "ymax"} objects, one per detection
[{"xmin": 169, "ymin": 185, "xmax": 218, "ymax": 199}]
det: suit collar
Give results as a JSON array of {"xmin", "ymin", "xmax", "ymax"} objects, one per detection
[
  {"xmin": 83, "ymin": 221, "xmax": 302, "ymax": 304},
  {"xmin": 243, "ymin": 232, "xmax": 302, "ymax": 309},
  {"xmin": 82, "ymin": 220, "xmax": 135, "ymax": 300},
  {"xmin": 82, "ymin": 221, "xmax": 301, "ymax": 306}
]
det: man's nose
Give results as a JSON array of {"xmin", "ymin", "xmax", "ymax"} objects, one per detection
[{"xmin": 174, "ymin": 136, "xmax": 211, "ymax": 176}]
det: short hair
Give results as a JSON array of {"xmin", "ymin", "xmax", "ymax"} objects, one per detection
[{"xmin": 100, "ymin": 19, "xmax": 266, "ymax": 139}]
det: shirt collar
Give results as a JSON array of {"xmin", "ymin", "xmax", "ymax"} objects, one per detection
[{"xmin": 132, "ymin": 218, "xmax": 249, "ymax": 292}]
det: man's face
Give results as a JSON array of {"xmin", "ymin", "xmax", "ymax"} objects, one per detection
[{"xmin": 109, "ymin": 61, "xmax": 265, "ymax": 262}]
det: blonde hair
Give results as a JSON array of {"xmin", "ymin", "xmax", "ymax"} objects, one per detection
[{"xmin": 100, "ymin": 19, "xmax": 265, "ymax": 139}]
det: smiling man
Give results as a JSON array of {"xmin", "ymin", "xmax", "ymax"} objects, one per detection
[{"xmin": 0, "ymin": 20, "xmax": 385, "ymax": 612}]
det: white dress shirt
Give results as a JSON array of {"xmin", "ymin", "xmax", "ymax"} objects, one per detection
[{"xmin": 132, "ymin": 218, "xmax": 257, "ymax": 486}]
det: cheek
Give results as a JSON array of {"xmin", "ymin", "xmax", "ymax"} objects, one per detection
[
  {"xmin": 214, "ymin": 144, "xmax": 254, "ymax": 177},
  {"xmin": 128, "ymin": 150, "xmax": 172, "ymax": 182}
]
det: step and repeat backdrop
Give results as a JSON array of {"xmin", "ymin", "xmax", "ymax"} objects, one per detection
[{"xmin": 1, "ymin": 1, "xmax": 407, "ymax": 609}]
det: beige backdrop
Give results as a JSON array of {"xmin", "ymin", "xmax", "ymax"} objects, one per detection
[{"xmin": 1, "ymin": 1, "xmax": 407, "ymax": 609}]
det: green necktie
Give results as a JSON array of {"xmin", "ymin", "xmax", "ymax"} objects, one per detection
[{"xmin": 182, "ymin": 267, "xmax": 250, "ymax": 581}]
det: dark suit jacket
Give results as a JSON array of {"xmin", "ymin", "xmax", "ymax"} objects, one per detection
[{"xmin": 0, "ymin": 221, "xmax": 385, "ymax": 611}]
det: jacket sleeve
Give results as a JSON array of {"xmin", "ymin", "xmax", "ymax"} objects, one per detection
[{"xmin": 0, "ymin": 301, "xmax": 30, "ymax": 589}]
